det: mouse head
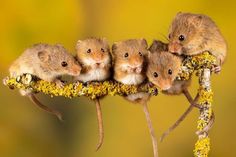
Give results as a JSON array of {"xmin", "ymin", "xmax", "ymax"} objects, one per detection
[
  {"xmin": 75, "ymin": 38, "xmax": 111, "ymax": 67},
  {"xmin": 168, "ymin": 12, "xmax": 206, "ymax": 55},
  {"xmin": 38, "ymin": 44, "xmax": 81, "ymax": 76},
  {"xmin": 147, "ymin": 49, "xmax": 182, "ymax": 90},
  {"xmin": 112, "ymin": 39, "xmax": 148, "ymax": 74}
]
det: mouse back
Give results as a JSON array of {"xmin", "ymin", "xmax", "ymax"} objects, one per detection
[{"xmin": 168, "ymin": 12, "xmax": 227, "ymax": 62}]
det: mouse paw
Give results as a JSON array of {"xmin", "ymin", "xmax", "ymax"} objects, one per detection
[
  {"xmin": 55, "ymin": 80, "xmax": 65, "ymax": 88},
  {"xmin": 135, "ymin": 67, "xmax": 142, "ymax": 73},
  {"xmin": 211, "ymin": 65, "xmax": 221, "ymax": 74}
]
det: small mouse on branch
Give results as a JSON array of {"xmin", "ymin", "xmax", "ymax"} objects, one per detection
[
  {"xmin": 147, "ymin": 40, "xmax": 212, "ymax": 142},
  {"xmin": 74, "ymin": 37, "xmax": 112, "ymax": 151},
  {"xmin": 9, "ymin": 43, "xmax": 82, "ymax": 121},
  {"xmin": 112, "ymin": 39, "xmax": 159, "ymax": 157},
  {"xmin": 168, "ymin": 12, "xmax": 227, "ymax": 73}
]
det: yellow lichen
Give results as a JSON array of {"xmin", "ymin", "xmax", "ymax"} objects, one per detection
[
  {"xmin": 3, "ymin": 77, "xmax": 158, "ymax": 100},
  {"xmin": 2, "ymin": 51, "xmax": 217, "ymax": 157},
  {"xmin": 177, "ymin": 52, "xmax": 217, "ymax": 80},
  {"xmin": 194, "ymin": 137, "xmax": 210, "ymax": 157}
]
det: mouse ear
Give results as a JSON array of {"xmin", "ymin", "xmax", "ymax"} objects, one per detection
[
  {"xmin": 111, "ymin": 42, "xmax": 119, "ymax": 53},
  {"xmin": 101, "ymin": 37, "xmax": 110, "ymax": 49},
  {"xmin": 149, "ymin": 40, "xmax": 168, "ymax": 53},
  {"xmin": 38, "ymin": 50, "xmax": 50, "ymax": 62},
  {"xmin": 139, "ymin": 38, "xmax": 148, "ymax": 49},
  {"xmin": 189, "ymin": 14, "xmax": 203, "ymax": 27},
  {"xmin": 76, "ymin": 40, "xmax": 82, "ymax": 50}
]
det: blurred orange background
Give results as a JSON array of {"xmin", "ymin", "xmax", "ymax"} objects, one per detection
[{"xmin": 0, "ymin": 0, "xmax": 235, "ymax": 157}]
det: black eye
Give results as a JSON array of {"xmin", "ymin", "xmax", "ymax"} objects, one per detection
[
  {"xmin": 178, "ymin": 35, "xmax": 185, "ymax": 41},
  {"xmin": 168, "ymin": 69, "xmax": 172, "ymax": 75},
  {"xmin": 153, "ymin": 72, "xmax": 158, "ymax": 78},
  {"xmin": 101, "ymin": 48, "xmax": 105, "ymax": 52},
  {"xmin": 124, "ymin": 52, "xmax": 129, "ymax": 58},
  {"xmin": 61, "ymin": 61, "xmax": 68, "ymax": 67},
  {"xmin": 139, "ymin": 52, "xmax": 143, "ymax": 56},
  {"xmin": 168, "ymin": 34, "xmax": 171, "ymax": 39},
  {"xmin": 87, "ymin": 49, "xmax": 91, "ymax": 53}
]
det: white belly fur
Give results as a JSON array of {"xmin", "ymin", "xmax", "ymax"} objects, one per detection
[
  {"xmin": 119, "ymin": 74, "xmax": 144, "ymax": 85},
  {"xmin": 75, "ymin": 68, "xmax": 109, "ymax": 82}
]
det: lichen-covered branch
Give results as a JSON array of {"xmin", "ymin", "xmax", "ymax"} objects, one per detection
[
  {"xmin": 3, "ymin": 75, "xmax": 158, "ymax": 99},
  {"xmin": 193, "ymin": 68, "xmax": 213, "ymax": 157}
]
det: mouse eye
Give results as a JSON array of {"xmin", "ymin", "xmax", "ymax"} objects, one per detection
[
  {"xmin": 168, "ymin": 69, "xmax": 172, "ymax": 75},
  {"xmin": 124, "ymin": 52, "xmax": 129, "ymax": 58},
  {"xmin": 87, "ymin": 49, "xmax": 91, "ymax": 53},
  {"xmin": 61, "ymin": 61, "xmax": 68, "ymax": 67},
  {"xmin": 153, "ymin": 72, "xmax": 158, "ymax": 78},
  {"xmin": 178, "ymin": 35, "xmax": 185, "ymax": 41},
  {"xmin": 101, "ymin": 48, "xmax": 105, "ymax": 52},
  {"xmin": 139, "ymin": 52, "xmax": 143, "ymax": 56},
  {"xmin": 168, "ymin": 34, "xmax": 171, "ymax": 39}
]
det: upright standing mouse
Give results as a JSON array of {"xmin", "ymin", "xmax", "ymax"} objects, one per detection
[
  {"xmin": 147, "ymin": 40, "xmax": 203, "ymax": 142},
  {"xmin": 168, "ymin": 12, "xmax": 227, "ymax": 73},
  {"xmin": 74, "ymin": 37, "xmax": 112, "ymax": 151},
  {"xmin": 112, "ymin": 39, "xmax": 158, "ymax": 157},
  {"xmin": 9, "ymin": 43, "xmax": 82, "ymax": 121}
]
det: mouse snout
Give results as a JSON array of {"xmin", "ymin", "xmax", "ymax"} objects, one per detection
[
  {"xmin": 127, "ymin": 64, "xmax": 143, "ymax": 73},
  {"xmin": 168, "ymin": 42, "xmax": 182, "ymax": 54},
  {"xmin": 93, "ymin": 52, "xmax": 103, "ymax": 62},
  {"xmin": 159, "ymin": 80, "xmax": 172, "ymax": 91}
]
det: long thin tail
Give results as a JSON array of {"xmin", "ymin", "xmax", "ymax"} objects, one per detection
[
  {"xmin": 95, "ymin": 98, "xmax": 104, "ymax": 151},
  {"xmin": 143, "ymin": 102, "xmax": 158, "ymax": 157},
  {"xmin": 28, "ymin": 94, "xmax": 63, "ymax": 121},
  {"xmin": 160, "ymin": 90, "xmax": 200, "ymax": 142},
  {"xmin": 196, "ymin": 110, "xmax": 215, "ymax": 135}
]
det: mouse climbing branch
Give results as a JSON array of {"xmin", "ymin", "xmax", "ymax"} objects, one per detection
[{"xmin": 2, "ymin": 52, "xmax": 216, "ymax": 157}]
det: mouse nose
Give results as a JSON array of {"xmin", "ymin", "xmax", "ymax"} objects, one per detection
[
  {"xmin": 169, "ymin": 43, "xmax": 182, "ymax": 54},
  {"xmin": 159, "ymin": 80, "xmax": 172, "ymax": 91}
]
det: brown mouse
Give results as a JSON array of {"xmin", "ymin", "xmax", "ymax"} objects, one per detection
[
  {"xmin": 9, "ymin": 43, "xmax": 82, "ymax": 121},
  {"xmin": 168, "ymin": 12, "xmax": 227, "ymax": 73},
  {"xmin": 112, "ymin": 39, "xmax": 158, "ymax": 157},
  {"xmin": 147, "ymin": 40, "xmax": 202, "ymax": 142},
  {"xmin": 74, "ymin": 37, "xmax": 112, "ymax": 151}
]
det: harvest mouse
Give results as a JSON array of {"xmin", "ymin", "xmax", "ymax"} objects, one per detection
[
  {"xmin": 9, "ymin": 43, "xmax": 82, "ymax": 121},
  {"xmin": 74, "ymin": 37, "xmax": 112, "ymax": 151},
  {"xmin": 112, "ymin": 39, "xmax": 158, "ymax": 157},
  {"xmin": 147, "ymin": 40, "xmax": 206, "ymax": 141},
  {"xmin": 168, "ymin": 12, "xmax": 227, "ymax": 73}
]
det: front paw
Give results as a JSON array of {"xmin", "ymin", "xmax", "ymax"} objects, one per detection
[
  {"xmin": 135, "ymin": 67, "xmax": 142, "ymax": 73},
  {"xmin": 211, "ymin": 65, "xmax": 221, "ymax": 74},
  {"xmin": 55, "ymin": 80, "xmax": 65, "ymax": 88}
]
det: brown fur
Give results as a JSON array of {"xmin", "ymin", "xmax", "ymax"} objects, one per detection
[
  {"xmin": 112, "ymin": 39, "xmax": 149, "ymax": 85},
  {"xmin": 9, "ymin": 43, "xmax": 81, "ymax": 83},
  {"xmin": 75, "ymin": 37, "xmax": 111, "ymax": 82},
  {"xmin": 168, "ymin": 12, "xmax": 227, "ymax": 65},
  {"xmin": 147, "ymin": 50, "xmax": 184, "ymax": 91}
]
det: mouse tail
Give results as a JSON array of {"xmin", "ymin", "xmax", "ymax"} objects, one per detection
[
  {"xmin": 160, "ymin": 90, "xmax": 200, "ymax": 142},
  {"xmin": 28, "ymin": 94, "xmax": 63, "ymax": 121},
  {"xmin": 94, "ymin": 98, "xmax": 104, "ymax": 151},
  {"xmin": 196, "ymin": 111, "xmax": 215, "ymax": 135},
  {"xmin": 142, "ymin": 102, "xmax": 158, "ymax": 157}
]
